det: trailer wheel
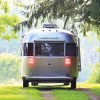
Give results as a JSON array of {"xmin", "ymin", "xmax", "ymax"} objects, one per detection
[
  {"xmin": 71, "ymin": 77, "xmax": 77, "ymax": 89},
  {"xmin": 23, "ymin": 79, "xmax": 29, "ymax": 88}
]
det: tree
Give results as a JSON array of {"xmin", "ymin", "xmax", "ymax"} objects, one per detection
[
  {"xmin": 0, "ymin": 53, "xmax": 21, "ymax": 84},
  {"xmin": 88, "ymin": 63, "xmax": 100, "ymax": 83},
  {"xmin": 16, "ymin": 0, "xmax": 100, "ymax": 35},
  {"xmin": 0, "ymin": 0, "xmax": 20, "ymax": 40}
]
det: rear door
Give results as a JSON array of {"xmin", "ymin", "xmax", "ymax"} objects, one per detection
[{"xmin": 33, "ymin": 42, "xmax": 67, "ymax": 77}]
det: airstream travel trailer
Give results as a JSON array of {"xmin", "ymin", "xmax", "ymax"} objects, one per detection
[{"xmin": 21, "ymin": 24, "xmax": 81, "ymax": 89}]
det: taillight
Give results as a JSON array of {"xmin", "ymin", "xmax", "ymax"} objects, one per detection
[
  {"xmin": 28, "ymin": 57, "xmax": 35, "ymax": 68},
  {"xmin": 65, "ymin": 58, "xmax": 71, "ymax": 66}
]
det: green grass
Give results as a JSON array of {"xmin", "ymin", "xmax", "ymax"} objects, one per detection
[
  {"xmin": 52, "ymin": 84, "xmax": 100, "ymax": 100},
  {"xmin": 0, "ymin": 84, "xmax": 100, "ymax": 100},
  {"xmin": 78, "ymin": 83, "xmax": 100, "ymax": 96},
  {"xmin": 52, "ymin": 89, "xmax": 89, "ymax": 100},
  {"xmin": 0, "ymin": 85, "xmax": 44, "ymax": 100},
  {"xmin": 91, "ymin": 86, "xmax": 100, "ymax": 96}
]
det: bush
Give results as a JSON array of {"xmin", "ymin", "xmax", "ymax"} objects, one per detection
[
  {"xmin": 0, "ymin": 53, "xmax": 21, "ymax": 84},
  {"xmin": 88, "ymin": 63, "xmax": 100, "ymax": 83}
]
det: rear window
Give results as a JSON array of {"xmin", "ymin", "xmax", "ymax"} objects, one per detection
[
  {"xmin": 66, "ymin": 43, "xmax": 77, "ymax": 56},
  {"xmin": 35, "ymin": 42, "xmax": 64, "ymax": 56},
  {"xmin": 23, "ymin": 43, "xmax": 33, "ymax": 56}
]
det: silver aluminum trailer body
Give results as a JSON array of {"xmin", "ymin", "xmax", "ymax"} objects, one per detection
[{"xmin": 21, "ymin": 28, "xmax": 81, "ymax": 89}]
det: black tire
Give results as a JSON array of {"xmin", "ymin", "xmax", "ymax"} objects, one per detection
[
  {"xmin": 23, "ymin": 79, "xmax": 29, "ymax": 88},
  {"xmin": 31, "ymin": 82, "xmax": 38, "ymax": 86},
  {"xmin": 71, "ymin": 77, "xmax": 77, "ymax": 89}
]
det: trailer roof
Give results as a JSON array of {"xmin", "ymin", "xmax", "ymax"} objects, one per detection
[{"xmin": 22, "ymin": 28, "xmax": 77, "ymax": 43}]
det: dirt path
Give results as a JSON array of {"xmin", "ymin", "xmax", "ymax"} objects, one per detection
[
  {"xmin": 41, "ymin": 90, "xmax": 54, "ymax": 100},
  {"xmin": 78, "ymin": 88, "xmax": 100, "ymax": 100}
]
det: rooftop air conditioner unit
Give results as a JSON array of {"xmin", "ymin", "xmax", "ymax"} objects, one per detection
[{"xmin": 42, "ymin": 23, "xmax": 59, "ymax": 28}]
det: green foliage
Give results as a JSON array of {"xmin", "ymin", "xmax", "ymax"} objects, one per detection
[
  {"xmin": 96, "ymin": 48, "xmax": 100, "ymax": 52},
  {"xmin": 0, "ymin": 53, "xmax": 21, "ymax": 84},
  {"xmin": 17, "ymin": 0, "xmax": 100, "ymax": 35},
  {"xmin": 0, "ymin": 0, "xmax": 2, "ymax": 4},
  {"xmin": 1, "ymin": 1, "xmax": 9, "ymax": 13},
  {"xmin": 0, "ymin": 14, "xmax": 20, "ymax": 40},
  {"xmin": 0, "ymin": 0, "xmax": 21, "ymax": 40},
  {"xmin": 88, "ymin": 63, "xmax": 100, "ymax": 83},
  {"xmin": 0, "ymin": 14, "xmax": 20, "ymax": 26},
  {"xmin": 0, "ymin": 25, "xmax": 6, "ymax": 33}
]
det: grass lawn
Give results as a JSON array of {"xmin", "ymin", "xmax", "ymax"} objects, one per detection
[
  {"xmin": 91, "ymin": 86, "xmax": 100, "ymax": 96},
  {"xmin": 0, "ymin": 83, "xmax": 99, "ymax": 100},
  {"xmin": 52, "ymin": 83, "xmax": 100, "ymax": 100},
  {"xmin": 52, "ymin": 87, "xmax": 89, "ymax": 100},
  {"xmin": 0, "ymin": 85, "xmax": 44, "ymax": 100},
  {"xmin": 78, "ymin": 83, "xmax": 100, "ymax": 96}
]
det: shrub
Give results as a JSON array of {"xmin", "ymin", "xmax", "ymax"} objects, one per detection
[
  {"xmin": 88, "ymin": 63, "xmax": 100, "ymax": 83},
  {"xmin": 0, "ymin": 53, "xmax": 21, "ymax": 84}
]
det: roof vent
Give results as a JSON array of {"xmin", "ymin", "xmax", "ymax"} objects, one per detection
[{"xmin": 42, "ymin": 24, "xmax": 59, "ymax": 28}]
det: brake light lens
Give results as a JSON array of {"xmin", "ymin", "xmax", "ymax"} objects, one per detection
[
  {"xmin": 28, "ymin": 57, "xmax": 35, "ymax": 68},
  {"xmin": 65, "ymin": 58, "xmax": 71, "ymax": 66}
]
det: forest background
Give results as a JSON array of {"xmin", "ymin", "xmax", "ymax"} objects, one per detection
[{"xmin": 0, "ymin": 0, "xmax": 100, "ymax": 84}]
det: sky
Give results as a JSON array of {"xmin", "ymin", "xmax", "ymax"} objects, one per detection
[{"xmin": 8, "ymin": 0, "xmax": 35, "ymax": 7}]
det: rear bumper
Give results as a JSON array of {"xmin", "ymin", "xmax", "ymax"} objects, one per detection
[{"xmin": 22, "ymin": 76, "xmax": 74, "ymax": 83}]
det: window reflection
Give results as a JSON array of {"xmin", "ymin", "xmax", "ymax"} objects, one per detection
[
  {"xmin": 23, "ymin": 43, "xmax": 33, "ymax": 56},
  {"xmin": 66, "ymin": 43, "xmax": 77, "ymax": 56},
  {"xmin": 35, "ymin": 43, "xmax": 64, "ymax": 56}
]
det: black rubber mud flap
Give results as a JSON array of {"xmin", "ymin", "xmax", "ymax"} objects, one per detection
[
  {"xmin": 71, "ymin": 77, "xmax": 77, "ymax": 89},
  {"xmin": 23, "ymin": 78, "xmax": 29, "ymax": 88}
]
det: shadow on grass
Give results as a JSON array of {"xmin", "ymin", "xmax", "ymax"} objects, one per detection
[
  {"xmin": 27, "ymin": 85, "xmax": 76, "ymax": 91},
  {"xmin": 23, "ymin": 85, "xmax": 91, "ymax": 92}
]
